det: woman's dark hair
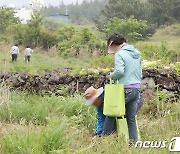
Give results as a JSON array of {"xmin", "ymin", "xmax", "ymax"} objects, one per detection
[
  {"xmin": 107, "ymin": 34, "xmax": 127, "ymax": 47},
  {"xmin": 15, "ymin": 44, "xmax": 18, "ymax": 46},
  {"xmin": 27, "ymin": 46, "xmax": 30, "ymax": 48}
]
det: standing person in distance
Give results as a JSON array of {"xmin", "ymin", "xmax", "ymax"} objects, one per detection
[
  {"xmin": 24, "ymin": 46, "xmax": 33, "ymax": 63},
  {"xmin": 10, "ymin": 44, "xmax": 19, "ymax": 62}
]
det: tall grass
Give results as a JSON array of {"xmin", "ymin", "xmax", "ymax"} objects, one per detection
[
  {"xmin": 0, "ymin": 84, "xmax": 179, "ymax": 153},
  {"xmin": 0, "ymin": 85, "xmax": 96, "ymax": 130},
  {"xmin": 1, "ymin": 117, "xmax": 70, "ymax": 154}
]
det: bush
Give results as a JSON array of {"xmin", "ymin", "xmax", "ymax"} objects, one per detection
[
  {"xmin": 57, "ymin": 25, "xmax": 103, "ymax": 58},
  {"xmin": 91, "ymin": 54, "xmax": 114, "ymax": 68},
  {"xmin": 39, "ymin": 28, "xmax": 58, "ymax": 50},
  {"xmin": 136, "ymin": 42, "xmax": 178, "ymax": 63},
  {"xmin": 103, "ymin": 17, "xmax": 148, "ymax": 42}
]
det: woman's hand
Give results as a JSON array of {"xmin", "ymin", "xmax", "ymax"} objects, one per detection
[{"xmin": 109, "ymin": 68, "xmax": 114, "ymax": 72}]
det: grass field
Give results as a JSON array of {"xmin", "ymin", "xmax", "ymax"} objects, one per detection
[
  {"xmin": 0, "ymin": 44, "xmax": 92, "ymax": 74},
  {"xmin": 137, "ymin": 24, "xmax": 180, "ymax": 51},
  {"xmin": 0, "ymin": 85, "xmax": 179, "ymax": 153},
  {"xmin": 0, "ymin": 25, "xmax": 179, "ymax": 153},
  {"xmin": 148, "ymin": 24, "xmax": 180, "ymax": 46},
  {"xmin": 0, "ymin": 24, "xmax": 180, "ymax": 74}
]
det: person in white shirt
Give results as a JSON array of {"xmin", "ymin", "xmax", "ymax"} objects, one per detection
[
  {"xmin": 24, "ymin": 46, "xmax": 33, "ymax": 63},
  {"xmin": 10, "ymin": 44, "xmax": 19, "ymax": 62}
]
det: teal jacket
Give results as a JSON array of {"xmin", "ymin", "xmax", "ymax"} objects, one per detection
[{"xmin": 110, "ymin": 44, "xmax": 142, "ymax": 85}]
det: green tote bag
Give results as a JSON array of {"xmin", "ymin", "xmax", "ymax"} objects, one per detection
[
  {"xmin": 116, "ymin": 117, "xmax": 129, "ymax": 141},
  {"xmin": 103, "ymin": 79, "xmax": 125, "ymax": 117},
  {"xmin": 116, "ymin": 116, "xmax": 141, "ymax": 141}
]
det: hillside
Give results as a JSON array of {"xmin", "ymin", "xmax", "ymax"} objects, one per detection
[{"xmin": 148, "ymin": 24, "xmax": 180, "ymax": 47}]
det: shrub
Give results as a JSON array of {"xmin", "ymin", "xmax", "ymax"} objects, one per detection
[
  {"xmin": 39, "ymin": 28, "xmax": 58, "ymax": 50},
  {"xmin": 91, "ymin": 54, "xmax": 114, "ymax": 68},
  {"xmin": 57, "ymin": 25, "xmax": 103, "ymax": 58},
  {"xmin": 103, "ymin": 17, "xmax": 148, "ymax": 42},
  {"xmin": 136, "ymin": 42, "xmax": 178, "ymax": 63}
]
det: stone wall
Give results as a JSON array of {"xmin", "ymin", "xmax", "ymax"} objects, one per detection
[{"xmin": 0, "ymin": 69, "xmax": 179, "ymax": 97}]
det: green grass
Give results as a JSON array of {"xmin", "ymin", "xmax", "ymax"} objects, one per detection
[
  {"xmin": 0, "ymin": 44, "xmax": 92, "ymax": 74},
  {"xmin": 0, "ymin": 24, "xmax": 180, "ymax": 153},
  {"xmin": 0, "ymin": 85, "xmax": 179, "ymax": 153},
  {"xmin": 0, "ymin": 86, "xmax": 96, "ymax": 130},
  {"xmin": 1, "ymin": 24, "xmax": 180, "ymax": 74},
  {"xmin": 149, "ymin": 24, "xmax": 180, "ymax": 42},
  {"xmin": 139, "ymin": 24, "xmax": 180, "ymax": 49},
  {"xmin": 135, "ymin": 24, "xmax": 180, "ymax": 65}
]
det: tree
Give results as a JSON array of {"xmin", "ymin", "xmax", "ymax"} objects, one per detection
[
  {"xmin": 0, "ymin": 7, "xmax": 20, "ymax": 34},
  {"xmin": 95, "ymin": 0, "xmax": 151, "ymax": 30},
  {"xmin": 103, "ymin": 17, "xmax": 147, "ymax": 42},
  {"xmin": 43, "ymin": 18, "xmax": 61, "ymax": 31},
  {"xmin": 57, "ymin": 25, "xmax": 103, "ymax": 57},
  {"xmin": 25, "ymin": 11, "xmax": 43, "ymax": 47},
  {"xmin": 148, "ymin": 0, "xmax": 180, "ymax": 26},
  {"xmin": 13, "ymin": 11, "xmax": 44, "ymax": 48},
  {"xmin": 39, "ymin": 28, "xmax": 58, "ymax": 51}
]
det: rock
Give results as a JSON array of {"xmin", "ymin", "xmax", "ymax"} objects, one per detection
[
  {"xmin": 48, "ymin": 74, "xmax": 60, "ymax": 85},
  {"xmin": 141, "ymin": 77, "xmax": 156, "ymax": 91},
  {"xmin": 0, "ymin": 69, "xmax": 179, "ymax": 98},
  {"xmin": 64, "ymin": 75, "xmax": 73, "ymax": 84},
  {"xmin": 156, "ymin": 76, "xmax": 176, "ymax": 91},
  {"xmin": 79, "ymin": 75, "xmax": 88, "ymax": 83},
  {"xmin": 143, "ymin": 69, "xmax": 158, "ymax": 78},
  {"xmin": 142, "ymin": 89, "xmax": 155, "ymax": 99},
  {"xmin": 158, "ymin": 69, "xmax": 176, "ymax": 77},
  {"xmin": 175, "ymin": 76, "xmax": 180, "ymax": 83}
]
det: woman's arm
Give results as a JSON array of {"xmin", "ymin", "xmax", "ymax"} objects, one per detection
[{"xmin": 110, "ymin": 53, "xmax": 125, "ymax": 80}]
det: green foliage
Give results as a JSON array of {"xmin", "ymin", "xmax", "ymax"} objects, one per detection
[
  {"xmin": 136, "ymin": 42, "xmax": 179, "ymax": 63},
  {"xmin": 39, "ymin": 28, "xmax": 58, "ymax": 50},
  {"xmin": 96, "ymin": 0, "xmax": 179, "ymax": 30},
  {"xmin": 140, "ymin": 90, "xmax": 180, "ymax": 119},
  {"xmin": 25, "ymin": 11, "xmax": 43, "ymax": 48},
  {"xmin": 12, "ymin": 12, "xmax": 57, "ymax": 50},
  {"xmin": 0, "ymin": 48, "xmax": 93, "ymax": 74},
  {"xmin": 12, "ymin": 11, "xmax": 43, "ymax": 48},
  {"xmin": 104, "ymin": 17, "xmax": 148, "ymax": 42},
  {"xmin": 0, "ymin": 7, "xmax": 20, "ymax": 34},
  {"xmin": 43, "ymin": 18, "xmax": 62, "ymax": 31},
  {"xmin": 96, "ymin": 0, "xmax": 151, "ymax": 29},
  {"xmin": 91, "ymin": 55, "xmax": 114, "ymax": 68},
  {"xmin": 0, "ymin": 84, "xmax": 179, "ymax": 153},
  {"xmin": 0, "ymin": 91, "xmax": 49, "ymax": 124},
  {"xmin": 13, "ymin": 24, "xmax": 27, "ymax": 45},
  {"xmin": 99, "ymin": 0, "xmax": 150, "ymax": 21},
  {"xmin": 57, "ymin": 25, "xmax": 103, "ymax": 57},
  {"xmin": 148, "ymin": 0, "xmax": 180, "ymax": 26},
  {"xmin": 2, "ymin": 117, "xmax": 69, "ymax": 153},
  {"xmin": 91, "ymin": 41, "xmax": 179, "ymax": 69},
  {"xmin": 0, "ymin": 86, "xmax": 96, "ymax": 131}
]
